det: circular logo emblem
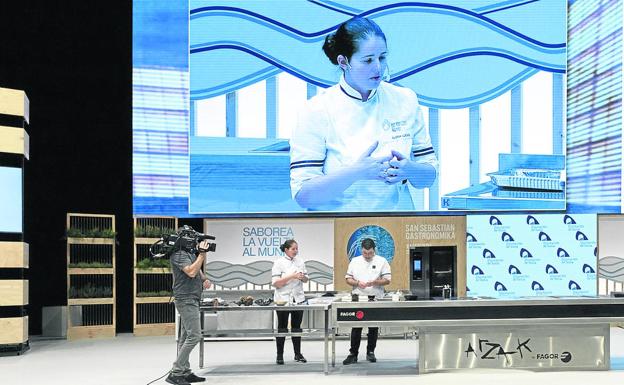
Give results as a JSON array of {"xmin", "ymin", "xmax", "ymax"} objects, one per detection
[
  {"xmin": 356, "ymin": 311, "xmax": 364, "ymax": 320},
  {"xmin": 347, "ymin": 225, "xmax": 395, "ymax": 263},
  {"xmin": 560, "ymin": 351, "xmax": 572, "ymax": 363}
]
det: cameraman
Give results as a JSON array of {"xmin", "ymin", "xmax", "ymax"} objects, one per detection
[{"xmin": 166, "ymin": 239, "xmax": 212, "ymax": 385}]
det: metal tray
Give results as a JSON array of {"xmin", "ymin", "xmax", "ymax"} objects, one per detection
[{"xmin": 487, "ymin": 168, "xmax": 564, "ymax": 191}]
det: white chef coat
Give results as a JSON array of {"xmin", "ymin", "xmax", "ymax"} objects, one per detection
[
  {"xmin": 290, "ymin": 75, "xmax": 438, "ymax": 212},
  {"xmin": 345, "ymin": 255, "xmax": 391, "ymax": 299},
  {"xmin": 271, "ymin": 255, "xmax": 308, "ymax": 304}
]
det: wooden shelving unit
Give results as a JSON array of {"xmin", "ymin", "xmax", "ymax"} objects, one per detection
[
  {"xmin": 133, "ymin": 216, "xmax": 177, "ymax": 336},
  {"xmin": 66, "ymin": 213, "xmax": 116, "ymax": 340}
]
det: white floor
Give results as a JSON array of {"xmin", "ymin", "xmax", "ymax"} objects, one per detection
[{"xmin": 2, "ymin": 328, "xmax": 624, "ymax": 385}]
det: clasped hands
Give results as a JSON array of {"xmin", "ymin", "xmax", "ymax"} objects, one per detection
[
  {"xmin": 358, "ymin": 141, "xmax": 411, "ymax": 184},
  {"xmin": 357, "ymin": 280, "xmax": 375, "ymax": 289},
  {"xmin": 290, "ymin": 271, "xmax": 306, "ymax": 281}
]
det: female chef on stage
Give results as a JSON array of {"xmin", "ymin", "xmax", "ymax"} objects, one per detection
[
  {"xmin": 271, "ymin": 239, "xmax": 308, "ymax": 365},
  {"xmin": 289, "ymin": 17, "xmax": 438, "ymax": 212}
]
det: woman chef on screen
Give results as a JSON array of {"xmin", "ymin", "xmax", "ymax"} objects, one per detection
[{"xmin": 289, "ymin": 17, "xmax": 438, "ymax": 212}]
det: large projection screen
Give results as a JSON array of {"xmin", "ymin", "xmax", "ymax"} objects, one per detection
[{"xmin": 132, "ymin": 0, "xmax": 622, "ymax": 217}]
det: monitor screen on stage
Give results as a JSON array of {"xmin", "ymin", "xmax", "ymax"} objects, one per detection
[
  {"xmin": 0, "ymin": 167, "xmax": 23, "ymax": 233},
  {"xmin": 132, "ymin": 1, "xmax": 621, "ymax": 216}
]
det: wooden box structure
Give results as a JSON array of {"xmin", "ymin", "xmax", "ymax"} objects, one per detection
[
  {"xmin": 0, "ymin": 87, "xmax": 30, "ymax": 355},
  {"xmin": 133, "ymin": 216, "xmax": 177, "ymax": 336},
  {"xmin": 66, "ymin": 213, "xmax": 116, "ymax": 340}
]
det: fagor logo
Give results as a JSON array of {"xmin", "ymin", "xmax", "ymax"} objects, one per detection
[
  {"xmin": 532, "ymin": 281, "xmax": 545, "ymax": 291},
  {"xmin": 526, "ymin": 215, "xmax": 540, "ymax": 225},
  {"xmin": 520, "ymin": 248, "xmax": 533, "ymax": 258},
  {"xmin": 466, "ymin": 232, "xmax": 478, "ymax": 242},
  {"xmin": 508, "ymin": 265, "xmax": 522, "ymax": 275},
  {"xmin": 561, "ymin": 352, "xmax": 572, "ymax": 363},
  {"xmin": 538, "ymin": 232, "xmax": 552, "ymax": 241},
  {"xmin": 501, "ymin": 232, "xmax": 515, "ymax": 242},
  {"xmin": 471, "ymin": 265, "xmax": 485, "ymax": 275},
  {"xmin": 545, "ymin": 264, "xmax": 559, "ymax": 274},
  {"xmin": 563, "ymin": 215, "xmax": 576, "ymax": 224},
  {"xmin": 557, "ymin": 248, "xmax": 570, "ymax": 258},
  {"xmin": 494, "ymin": 281, "xmax": 508, "ymax": 291},
  {"xmin": 483, "ymin": 248, "xmax": 496, "ymax": 259},
  {"xmin": 489, "ymin": 216, "xmax": 503, "ymax": 225},
  {"xmin": 575, "ymin": 231, "xmax": 588, "ymax": 241},
  {"xmin": 582, "ymin": 264, "xmax": 595, "ymax": 274},
  {"xmin": 568, "ymin": 280, "xmax": 582, "ymax": 290}
]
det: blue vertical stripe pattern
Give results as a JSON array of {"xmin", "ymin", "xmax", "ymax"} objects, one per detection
[
  {"xmin": 511, "ymin": 85, "xmax": 522, "ymax": 153},
  {"xmin": 226, "ymin": 91, "xmax": 237, "ymax": 137},
  {"xmin": 567, "ymin": 0, "xmax": 622, "ymax": 211},
  {"xmin": 469, "ymin": 106, "xmax": 481, "ymax": 186},
  {"xmin": 428, "ymin": 108, "xmax": 440, "ymax": 210},
  {"xmin": 266, "ymin": 77, "xmax": 277, "ymax": 138},
  {"xmin": 552, "ymin": 73, "xmax": 564, "ymax": 155}
]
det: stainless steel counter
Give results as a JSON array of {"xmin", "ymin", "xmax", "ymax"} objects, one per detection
[
  {"xmin": 332, "ymin": 297, "xmax": 624, "ymax": 372},
  {"xmin": 198, "ymin": 301, "xmax": 332, "ymax": 374}
]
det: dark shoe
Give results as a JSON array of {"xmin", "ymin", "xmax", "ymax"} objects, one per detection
[
  {"xmin": 165, "ymin": 373, "xmax": 191, "ymax": 385},
  {"xmin": 276, "ymin": 355, "xmax": 284, "ymax": 365},
  {"xmin": 184, "ymin": 373, "xmax": 206, "ymax": 383},
  {"xmin": 343, "ymin": 354, "xmax": 358, "ymax": 365},
  {"xmin": 366, "ymin": 351, "xmax": 377, "ymax": 362},
  {"xmin": 294, "ymin": 353, "xmax": 307, "ymax": 363}
]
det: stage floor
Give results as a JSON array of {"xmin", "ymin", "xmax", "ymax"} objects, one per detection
[{"xmin": 3, "ymin": 328, "xmax": 624, "ymax": 385}]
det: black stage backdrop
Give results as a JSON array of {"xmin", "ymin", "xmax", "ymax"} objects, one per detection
[{"xmin": 0, "ymin": 1, "xmax": 199, "ymax": 334}]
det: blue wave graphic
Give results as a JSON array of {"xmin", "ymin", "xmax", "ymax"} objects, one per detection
[
  {"xmin": 205, "ymin": 260, "xmax": 333, "ymax": 288},
  {"xmin": 190, "ymin": 1, "xmax": 566, "ymax": 108},
  {"xmin": 599, "ymin": 256, "xmax": 624, "ymax": 282}
]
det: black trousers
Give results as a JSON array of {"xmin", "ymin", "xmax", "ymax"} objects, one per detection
[
  {"xmin": 275, "ymin": 310, "xmax": 304, "ymax": 356},
  {"xmin": 349, "ymin": 327, "xmax": 378, "ymax": 356}
]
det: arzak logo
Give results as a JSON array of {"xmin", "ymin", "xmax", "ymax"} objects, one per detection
[
  {"xmin": 501, "ymin": 232, "xmax": 515, "ymax": 242},
  {"xmin": 568, "ymin": 280, "xmax": 581, "ymax": 290},
  {"xmin": 483, "ymin": 248, "xmax": 496, "ymax": 259},
  {"xmin": 355, "ymin": 310, "xmax": 364, "ymax": 320},
  {"xmin": 471, "ymin": 265, "xmax": 485, "ymax": 275},
  {"xmin": 582, "ymin": 264, "xmax": 595, "ymax": 274},
  {"xmin": 563, "ymin": 215, "xmax": 576, "ymax": 224},
  {"xmin": 526, "ymin": 215, "xmax": 540, "ymax": 225},
  {"xmin": 520, "ymin": 248, "xmax": 533, "ymax": 258},
  {"xmin": 532, "ymin": 281, "xmax": 545, "ymax": 291},
  {"xmin": 494, "ymin": 281, "xmax": 508, "ymax": 291},
  {"xmin": 545, "ymin": 264, "xmax": 559, "ymax": 274},
  {"xmin": 466, "ymin": 232, "xmax": 478, "ymax": 242},
  {"xmin": 489, "ymin": 216, "xmax": 503, "ymax": 226},
  {"xmin": 465, "ymin": 337, "xmax": 532, "ymax": 362},
  {"xmin": 556, "ymin": 248, "xmax": 570, "ymax": 258},
  {"xmin": 575, "ymin": 231, "xmax": 588, "ymax": 241},
  {"xmin": 508, "ymin": 265, "xmax": 522, "ymax": 275},
  {"xmin": 538, "ymin": 231, "xmax": 552, "ymax": 241},
  {"xmin": 560, "ymin": 351, "xmax": 572, "ymax": 363}
]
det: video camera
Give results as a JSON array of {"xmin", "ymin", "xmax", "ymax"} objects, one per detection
[{"xmin": 149, "ymin": 225, "xmax": 216, "ymax": 257}]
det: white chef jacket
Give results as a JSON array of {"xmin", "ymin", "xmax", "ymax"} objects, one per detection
[
  {"xmin": 290, "ymin": 75, "xmax": 438, "ymax": 212},
  {"xmin": 271, "ymin": 255, "xmax": 308, "ymax": 304},
  {"xmin": 345, "ymin": 255, "xmax": 391, "ymax": 299}
]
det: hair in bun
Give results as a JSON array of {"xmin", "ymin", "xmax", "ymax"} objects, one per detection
[{"xmin": 321, "ymin": 17, "xmax": 386, "ymax": 65}]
